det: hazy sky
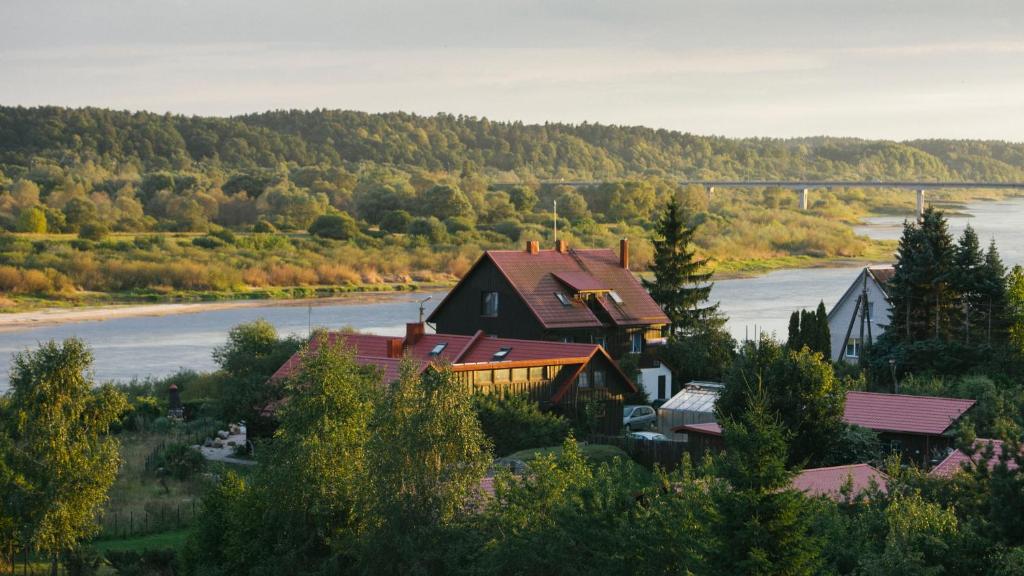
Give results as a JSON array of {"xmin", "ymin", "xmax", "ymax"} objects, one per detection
[{"xmin": 2, "ymin": 0, "xmax": 1022, "ymax": 140}]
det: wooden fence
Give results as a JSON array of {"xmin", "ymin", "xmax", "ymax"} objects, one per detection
[{"xmin": 587, "ymin": 434, "xmax": 714, "ymax": 471}]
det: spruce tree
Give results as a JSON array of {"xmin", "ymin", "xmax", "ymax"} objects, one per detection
[
  {"xmin": 787, "ymin": 311, "xmax": 802, "ymax": 351},
  {"xmin": 645, "ymin": 196, "xmax": 721, "ymax": 334},
  {"xmin": 888, "ymin": 207, "xmax": 957, "ymax": 342},
  {"xmin": 980, "ymin": 239, "xmax": 1008, "ymax": 345},
  {"xmin": 800, "ymin": 309, "xmax": 816, "ymax": 351},
  {"xmin": 815, "ymin": 300, "xmax": 831, "ymax": 359},
  {"xmin": 712, "ymin": 386, "xmax": 821, "ymax": 575},
  {"xmin": 952, "ymin": 225, "xmax": 985, "ymax": 343}
]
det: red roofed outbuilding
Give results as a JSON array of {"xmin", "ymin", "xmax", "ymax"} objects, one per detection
[
  {"xmin": 930, "ymin": 439, "xmax": 1021, "ymax": 478},
  {"xmin": 843, "ymin": 391, "xmax": 975, "ymax": 468},
  {"xmin": 268, "ymin": 322, "xmax": 637, "ymax": 434},
  {"xmin": 792, "ymin": 464, "xmax": 888, "ymax": 500}
]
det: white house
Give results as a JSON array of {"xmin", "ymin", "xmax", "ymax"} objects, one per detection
[
  {"xmin": 827, "ymin": 266, "xmax": 894, "ymax": 362},
  {"xmin": 637, "ymin": 359, "xmax": 673, "ymax": 403}
]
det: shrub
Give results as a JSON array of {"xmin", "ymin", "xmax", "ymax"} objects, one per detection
[
  {"xmin": 380, "ymin": 210, "xmax": 413, "ymax": 233},
  {"xmin": 253, "ymin": 219, "xmax": 277, "ymax": 233},
  {"xmin": 105, "ymin": 549, "xmax": 178, "ymax": 576},
  {"xmin": 308, "ymin": 212, "xmax": 359, "ymax": 240},
  {"xmin": 473, "ymin": 394, "xmax": 571, "ymax": 456},
  {"xmin": 409, "ymin": 216, "xmax": 448, "ymax": 243},
  {"xmin": 443, "ymin": 215, "xmax": 475, "ymax": 234},
  {"xmin": 153, "ymin": 442, "xmax": 206, "ymax": 480},
  {"xmin": 78, "ymin": 222, "xmax": 110, "ymax": 241},
  {"xmin": 191, "ymin": 235, "xmax": 225, "ymax": 249}
]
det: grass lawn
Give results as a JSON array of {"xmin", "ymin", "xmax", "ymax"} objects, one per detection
[
  {"xmin": 508, "ymin": 443, "xmax": 629, "ymax": 465},
  {"xmin": 92, "ymin": 529, "xmax": 190, "ymax": 554}
]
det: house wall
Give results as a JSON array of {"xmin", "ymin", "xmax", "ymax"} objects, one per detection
[
  {"xmin": 829, "ymin": 271, "xmax": 892, "ymax": 362},
  {"xmin": 878, "ymin": 431, "xmax": 955, "ymax": 469},
  {"xmin": 431, "ymin": 259, "xmax": 544, "ymax": 339},
  {"xmin": 638, "ymin": 361, "xmax": 673, "ymax": 402}
]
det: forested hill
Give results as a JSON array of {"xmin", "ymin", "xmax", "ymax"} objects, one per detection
[{"xmin": 2, "ymin": 106, "xmax": 1024, "ymax": 181}]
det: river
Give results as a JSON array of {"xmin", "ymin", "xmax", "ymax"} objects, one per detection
[{"xmin": 2, "ymin": 198, "xmax": 1023, "ymax": 388}]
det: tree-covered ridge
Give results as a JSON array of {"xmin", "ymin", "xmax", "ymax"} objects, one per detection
[{"xmin": 3, "ymin": 106, "xmax": 1024, "ymax": 180}]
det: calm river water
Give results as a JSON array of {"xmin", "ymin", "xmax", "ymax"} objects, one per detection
[{"xmin": 2, "ymin": 198, "xmax": 1023, "ymax": 387}]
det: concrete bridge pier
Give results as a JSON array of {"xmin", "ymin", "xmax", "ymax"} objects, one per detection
[
  {"xmin": 706, "ymin": 185, "xmax": 715, "ymax": 203},
  {"xmin": 916, "ymin": 189, "xmax": 926, "ymax": 217},
  {"xmin": 798, "ymin": 188, "xmax": 809, "ymax": 210}
]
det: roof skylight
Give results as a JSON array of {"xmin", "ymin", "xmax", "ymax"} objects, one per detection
[
  {"xmin": 555, "ymin": 292, "xmax": 572, "ymax": 306},
  {"xmin": 429, "ymin": 343, "xmax": 448, "ymax": 356},
  {"xmin": 608, "ymin": 290, "xmax": 623, "ymax": 304},
  {"xmin": 492, "ymin": 347, "xmax": 512, "ymax": 361}
]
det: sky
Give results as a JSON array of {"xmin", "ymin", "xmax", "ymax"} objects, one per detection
[{"xmin": 1, "ymin": 0, "xmax": 1022, "ymax": 140}]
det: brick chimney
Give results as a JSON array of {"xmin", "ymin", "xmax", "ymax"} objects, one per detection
[
  {"xmin": 386, "ymin": 338, "xmax": 404, "ymax": 358},
  {"xmin": 619, "ymin": 238, "xmax": 629, "ymax": 270},
  {"xmin": 555, "ymin": 239, "xmax": 568, "ymax": 253},
  {"xmin": 405, "ymin": 322, "xmax": 425, "ymax": 346},
  {"xmin": 526, "ymin": 240, "xmax": 539, "ymax": 254}
]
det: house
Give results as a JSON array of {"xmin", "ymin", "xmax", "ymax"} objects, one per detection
[
  {"xmin": 426, "ymin": 239, "xmax": 671, "ymax": 389},
  {"xmin": 827, "ymin": 266, "xmax": 894, "ymax": 363},
  {"xmin": 269, "ymin": 322, "xmax": 637, "ymax": 434},
  {"xmin": 844, "ymin": 391, "xmax": 975, "ymax": 468},
  {"xmin": 792, "ymin": 464, "xmax": 888, "ymax": 500},
  {"xmin": 930, "ymin": 438, "xmax": 1021, "ymax": 478},
  {"xmin": 671, "ymin": 421, "xmax": 724, "ymax": 453},
  {"xmin": 657, "ymin": 381, "xmax": 722, "ymax": 438}
]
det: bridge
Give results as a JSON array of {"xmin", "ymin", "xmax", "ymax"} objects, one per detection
[{"xmin": 545, "ymin": 180, "xmax": 1024, "ymax": 215}]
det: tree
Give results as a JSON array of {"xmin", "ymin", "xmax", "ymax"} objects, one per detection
[
  {"xmin": 3, "ymin": 339, "xmax": 127, "ymax": 571},
  {"xmin": 308, "ymin": 212, "xmax": 360, "ymax": 240},
  {"xmin": 887, "ymin": 207, "xmax": 958, "ymax": 342},
  {"xmin": 952, "ymin": 225, "xmax": 985, "ymax": 343},
  {"xmin": 419, "ymin": 185, "xmax": 475, "ymax": 222},
  {"xmin": 718, "ymin": 337, "xmax": 848, "ymax": 467},
  {"xmin": 815, "ymin": 301, "xmax": 831, "ymax": 359},
  {"xmin": 358, "ymin": 363, "xmax": 491, "ymax": 574},
  {"xmin": 787, "ymin": 311, "xmax": 803, "ymax": 351},
  {"xmin": 980, "ymin": 239, "xmax": 1009, "ymax": 345},
  {"xmin": 711, "ymin": 387, "xmax": 821, "ymax": 575},
  {"xmin": 508, "ymin": 186, "xmax": 538, "ymax": 212},
  {"xmin": 555, "ymin": 189, "xmax": 589, "ymax": 222},
  {"xmin": 77, "ymin": 222, "xmax": 108, "ymax": 241},
  {"xmin": 15, "ymin": 206, "xmax": 47, "ymax": 233},
  {"xmin": 473, "ymin": 393, "xmax": 571, "ymax": 456},
  {"xmin": 212, "ymin": 320, "xmax": 302, "ymax": 422},
  {"xmin": 787, "ymin": 302, "xmax": 831, "ymax": 357},
  {"xmin": 379, "ymin": 209, "xmax": 412, "ymax": 233},
  {"xmin": 408, "ymin": 216, "xmax": 448, "ymax": 243},
  {"xmin": 1009, "ymin": 266, "xmax": 1024, "ymax": 354},
  {"xmin": 644, "ymin": 196, "xmax": 720, "ymax": 335}
]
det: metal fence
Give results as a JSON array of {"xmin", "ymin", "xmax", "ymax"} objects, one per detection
[{"xmin": 99, "ymin": 501, "xmax": 200, "ymax": 539}]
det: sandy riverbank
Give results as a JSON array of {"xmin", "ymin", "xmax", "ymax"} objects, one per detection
[{"xmin": 0, "ymin": 292, "xmax": 438, "ymax": 333}]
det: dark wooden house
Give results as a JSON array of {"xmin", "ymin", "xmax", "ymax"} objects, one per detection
[
  {"xmin": 843, "ymin": 391, "xmax": 975, "ymax": 468},
  {"xmin": 426, "ymin": 239, "xmax": 670, "ymax": 360},
  {"xmin": 269, "ymin": 323, "xmax": 637, "ymax": 434}
]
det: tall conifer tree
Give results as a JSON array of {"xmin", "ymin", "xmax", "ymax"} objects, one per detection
[{"xmin": 645, "ymin": 196, "xmax": 720, "ymax": 334}]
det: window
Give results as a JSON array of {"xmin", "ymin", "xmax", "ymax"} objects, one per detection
[
  {"xmin": 592, "ymin": 336, "xmax": 606, "ymax": 348},
  {"xmin": 480, "ymin": 291, "xmax": 499, "ymax": 317},
  {"xmin": 608, "ymin": 290, "xmax": 623, "ymax": 304},
  {"xmin": 561, "ymin": 336, "xmax": 574, "ymax": 343},
  {"xmin": 429, "ymin": 343, "xmax": 447, "ymax": 356},
  {"xmin": 845, "ymin": 338, "xmax": 862, "ymax": 358},
  {"xmin": 555, "ymin": 292, "xmax": 572, "ymax": 306},
  {"xmin": 578, "ymin": 371, "xmax": 590, "ymax": 388},
  {"xmin": 492, "ymin": 347, "xmax": 511, "ymax": 361},
  {"xmin": 657, "ymin": 375, "xmax": 667, "ymax": 400},
  {"xmin": 631, "ymin": 332, "xmax": 643, "ymax": 354},
  {"xmin": 594, "ymin": 368, "xmax": 606, "ymax": 389}
]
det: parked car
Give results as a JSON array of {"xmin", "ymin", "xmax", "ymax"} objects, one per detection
[
  {"xmin": 623, "ymin": 405, "xmax": 656, "ymax": 431},
  {"xmin": 627, "ymin": 431, "xmax": 669, "ymax": 442}
]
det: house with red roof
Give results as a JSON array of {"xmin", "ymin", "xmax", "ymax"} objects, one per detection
[
  {"xmin": 268, "ymin": 322, "xmax": 637, "ymax": 434},
  {"xmin": 792, "ymin": 464, "xmax": 888, "ymax": 500},
  {"xmin": 930, "ymin": 438, "xmax": 1021, "ymax": 478},
  {"xmin": 426, "ymin": 239, "xmax": 673, "ymax": 399},
  {"xmin": 844, "ymin": 391, "xmax": 975, "ymax": 468}
]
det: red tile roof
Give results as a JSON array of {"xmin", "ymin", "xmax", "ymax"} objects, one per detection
[
  {"xmin": 270, "ymin": 327, "xmax": 634, "ymax": 394},
  {"xmin": 843, "ymin": 391, "xmax": 975, "ymax": 435},
  {"xmin": 930, "ymin": 439, "xmax": 1021, "ymax": 478},
  {"xmin": 552, "ymin": 271, "xmax": 607, "ymax": 292},
  {"xmin": 429, "ymin": 247, "xmax": 669, "ymax": 329},
  {"xmin": 792, "ymin": 464, "xmax": 888, "ymax": 499},
  {"xmin": 672, "ymin": 422, "xmax": 723, "ymax": 436}
]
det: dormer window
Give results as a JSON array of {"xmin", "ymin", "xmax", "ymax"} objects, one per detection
[
  {"xmin": 492, "ymin": 347, "xmax": 512, "ymax": 361},
  {"xmin": 554, "ymin": 292, "xmax": 572, "ymax": 306},
  {"xmin": 429, "ymin": 343, "xmax": 447, "ymax": 356}
]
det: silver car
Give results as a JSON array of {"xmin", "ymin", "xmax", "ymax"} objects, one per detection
[{"xmin": 623, "ymin": 405, "xmax": 656, "ymax": 431}]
